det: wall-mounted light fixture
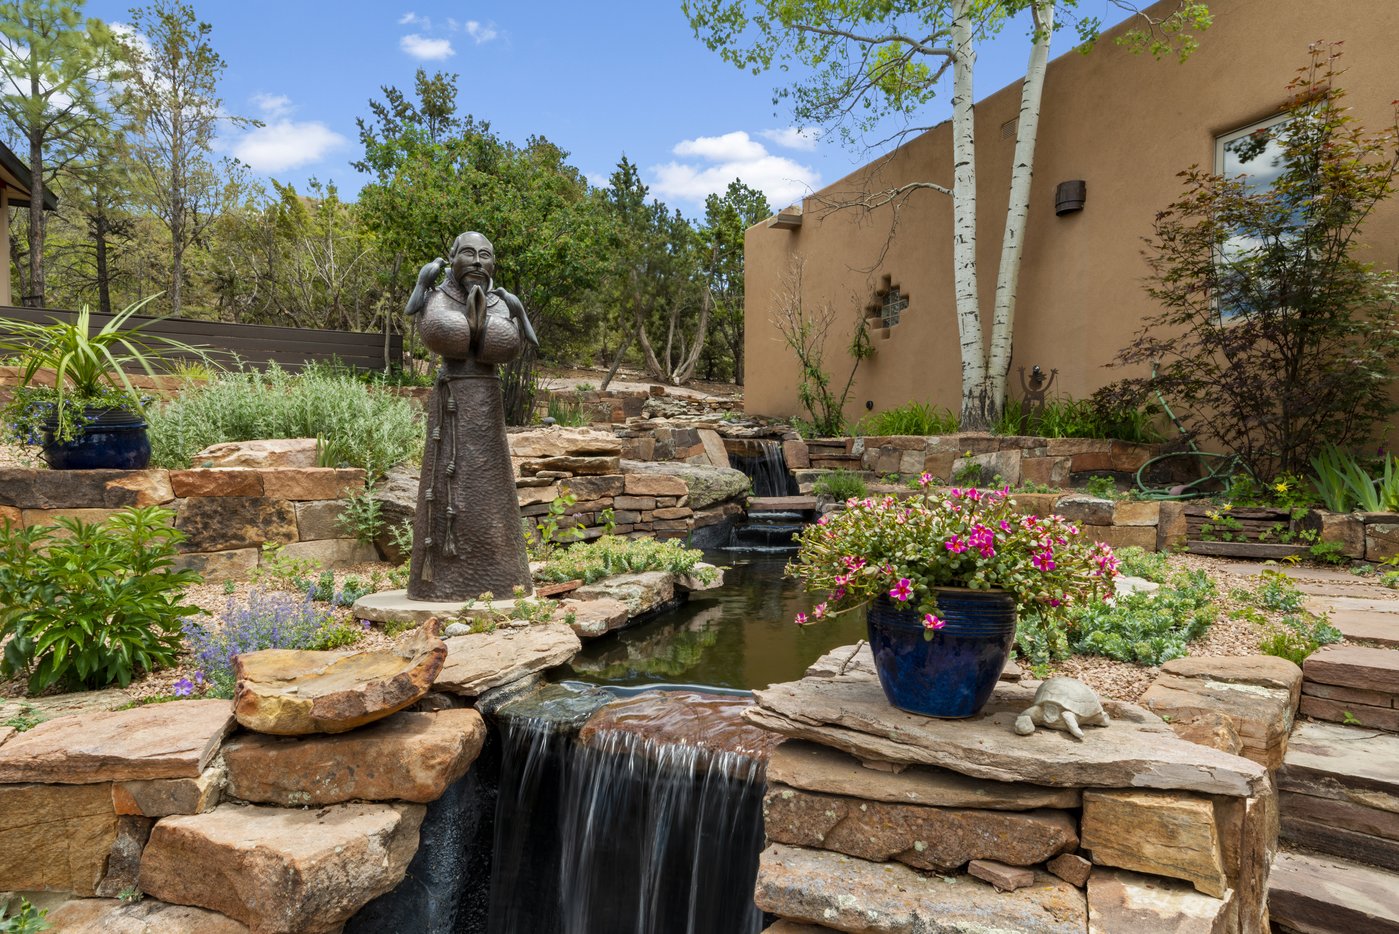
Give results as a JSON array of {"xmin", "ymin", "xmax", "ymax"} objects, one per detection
[
  {"xmin": 1055, "ymin": 180, "xmax": 1086, "ymax": 216},
  {"xmin": 865, "ymin": 400, "xmax": 875, "ymax": 411}
]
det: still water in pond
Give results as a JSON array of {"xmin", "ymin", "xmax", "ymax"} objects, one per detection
[{"xmin": 558, "ymin": 553, "xmax": 867, "ymax": 690}]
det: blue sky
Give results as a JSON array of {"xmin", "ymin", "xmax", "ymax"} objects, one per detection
[{"xmin": 84, "ymin": 1, "xmax": 1136, "ymax": 217}]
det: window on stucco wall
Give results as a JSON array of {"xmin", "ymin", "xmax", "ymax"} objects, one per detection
[
  {"xmin": 865, "ymin": 276, "xmax": 908, "ymax": 333},
  {"xmin": 1214, "ymin": 113, "xmax": 1296, "ymax": 320}
]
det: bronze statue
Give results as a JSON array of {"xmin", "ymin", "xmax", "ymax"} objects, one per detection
[
  {"xmin": 403, "ymin": 231, "xmax": 538, "ymax": 601},
  {"xmin": 1017, "ymin": 364, "xmax": 1057, "ymax": 434}
]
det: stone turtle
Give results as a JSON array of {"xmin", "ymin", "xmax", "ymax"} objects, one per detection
[{"xmin": 1014, "ymin": 677, "xmax": 1110, "ymax": 739}]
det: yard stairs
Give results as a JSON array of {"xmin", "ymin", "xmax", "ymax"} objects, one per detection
[{"xmin": 1270, "ymin": 720, "xmax": 1399, "ymax": 932}]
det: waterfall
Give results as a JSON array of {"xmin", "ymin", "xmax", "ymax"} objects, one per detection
[
  {"xmin": 728, "ymin": 439, "xmax": 796, "ymax": 498},
  {"xmin": 486, "ymin": 696, "xmax": 768, "ymax": 934}
]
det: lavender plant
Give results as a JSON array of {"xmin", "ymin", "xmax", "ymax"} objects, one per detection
[{"xmin": 183, "ymin": 589, "xmax": 339, "ymax": 697}]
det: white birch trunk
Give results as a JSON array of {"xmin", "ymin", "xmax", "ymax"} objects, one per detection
[
  {"xmin": 950, "ymin": 0, "xmax": 986, "ymax": 428},
  {"xmin": 986, "ymin": 0, "xmax": 1055, "ymax": 422}
]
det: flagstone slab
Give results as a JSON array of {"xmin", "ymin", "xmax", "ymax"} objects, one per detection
[
  {"xmin": 1269, "ymin": 850, "xmax": 1399, "ymax": 934},
  {"xmin": 45, "ymin": 898, "xmax": 251, "ymax": 933},
  {"xmin": 1303, "ymin": 644, "xmax": 1399, "ymax": 694},
  {"xmin": 0, "ymin": 699, "xmax": 234, "ymax": 783},
  {"xmin": 767, "ymin": 740, "xmax": 1081, "ymax": 810},
  {"xmin": 754, "ymin": 843, "xmax": 1087, "ymax": 934},
  {"xmin": 435, "ymin": 623, "xmax": 581, "ymax": 696},
  {"xmin": 746, "ymin": 675, "xmax": 1267, "ymax": 796}
]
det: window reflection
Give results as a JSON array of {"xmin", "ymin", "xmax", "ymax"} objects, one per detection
[{"xmin": 1214, "ymin": 114, "xmax": 1294, "ymax": 320}]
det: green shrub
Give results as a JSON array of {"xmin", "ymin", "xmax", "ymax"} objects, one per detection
[
  {"xmin": 147, "ymin": 363, "xmax": 423, "ymax": 472},
  {"xmin": 0, "ymin": 898, "xmax": 50, "ymax": 933},
  {"xmin": 1260, "ymin": 613, "xmax": 1342, "ymax": 665},
  {"xmin": 995, "ymin": 396, "xmax": 1163, "ymax": 444},
  {"xmin": 856, "ymin": 401, "xmax": 959, "ymax": 437},
  {"xmin": 1019, "ymin": 567, "xmax": 1217, "ymax": 667},
  {"xmin": 534, "ymin": 535, "xmax": 716, "ymax": 585},
  {"xmin": 1112, "ymin": 546, "xmax": 1170, "ymax": 582},
  {"xmin": 544, "ymin": 393, "xmax": 591, "ymax": 427},
  {"xmin": 812, "ymin": 469, "xmax": 868, "ymax": 500},
  {"xmin": 0, "ymin": 507, "xmax": 200, "ymax": 693}
]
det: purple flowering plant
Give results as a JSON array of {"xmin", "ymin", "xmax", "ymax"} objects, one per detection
[
  {"xmin": 182, "ymin": 588, "xmax": 336, "ymax": 697},
  {"xmin": 787, "ymin": 478, "xmax": 1120, "ymax": 639}
]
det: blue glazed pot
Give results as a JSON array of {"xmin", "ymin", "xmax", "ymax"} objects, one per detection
[
  {"xmin": 42, "ymin": 407, "xmax": 152, "ymax": 470},
  {"xmin": 866, "ymin": 589, "xmax": 1017, "ymax": 718}
]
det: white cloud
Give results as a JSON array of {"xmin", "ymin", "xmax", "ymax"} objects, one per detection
[
  {"xmin": 650, "ymin": 131, "xmax": 820, "ymax": 208},
  {"xmin": 400, "ymin": 33, "xmax": 454, "ymax": 60},
  {"xmin": 398, "ymin": 12, "xmax": 423, "ymax": 26},
  {"xmin": 465, "ymin": 20, "xmax": 499, "ymax": 44},
  {"xmin": 585, "ymin": 171, "xmax": 610, "ymax": 189},
  {"xmin": 672, "ymin": 131, "xmax": 767, "ymax": 163},
  {"xmin": 251, "ymin": 93, "xmax": 293, "ymax": 119},
  {"xmin": 760, "ymin": 127, "xmax": 820, "ymax": 152},
  {"xmin": 232, "ymin": 119, "xmax": 346, "ymax": 173}
]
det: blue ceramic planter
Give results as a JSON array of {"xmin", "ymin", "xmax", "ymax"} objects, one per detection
[
  {"xmin": 42, "ymin": 407, "xmax": 152, "ymax": 470},
  {"xmin": 866, "ymin": 589, "xmax": 1017, "ymax": 718}
]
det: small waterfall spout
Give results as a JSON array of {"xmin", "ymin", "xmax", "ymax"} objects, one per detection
[
  {"xmin": 728, "ymin": 439, "xmax": 797, "ymax": 498},
  {"xmin": 486, "ymin": 689, "xmax": 773, "ymax": 934}
]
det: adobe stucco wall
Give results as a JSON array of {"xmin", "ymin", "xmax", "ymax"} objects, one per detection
[{"xmin": 744, "ymin": 0, "xmax": 1399, "ymax": 429}]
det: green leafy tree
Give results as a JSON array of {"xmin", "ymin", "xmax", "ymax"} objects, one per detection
[
  {"xmin": 684, "ymin": 0, "xmax": 1210, "ymax": 426},
  {"xmin": 0, "ymin": 0, "xmax": 126, "ymax": 307},
  {"xmin": 1112, "ymin": 45, "xmax": 1399, "ymax": 479},
  {"xmin": 355, "ymin": 71, "xmax": 605, "ymax": 420},
  {"xmin": 699, "ymin": 179, "xmax": 770, "ymax": 384},
  {"xmin": 120, "ymin": 0, "xmax": 251, "ymax": 317}
]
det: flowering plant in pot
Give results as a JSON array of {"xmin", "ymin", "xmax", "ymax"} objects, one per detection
[
  {"xmin": 1, "ymin": 299, "xmax": 207, "ymax": 469},
  {"xmin": 787, "ymin": 478, "xmax": 1119, "ymax": 718}
]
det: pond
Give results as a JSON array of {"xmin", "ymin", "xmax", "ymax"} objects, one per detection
[{"xmin": 557, "ymin": 552, "xmax": 867, "ymax": 691}]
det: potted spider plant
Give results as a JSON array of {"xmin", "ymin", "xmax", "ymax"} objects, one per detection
[
  {"xmin": 1, "ymin": 298, "xmax": 209, "ymax": 469},
  {"xmin": 788, "ymin": 479, "xmax": 1120, "ymax": 718}
]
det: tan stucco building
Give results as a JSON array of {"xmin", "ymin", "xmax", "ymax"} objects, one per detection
[
  {"xmin": 0, "ymin": 141, "xmax": 58, "ymax": 307},
  {"xmin": 743, "ymin": 0, "xmax": 1399, "ymax": 431}
]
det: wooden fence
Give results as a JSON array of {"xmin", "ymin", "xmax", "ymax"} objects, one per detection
[{"xmin": 0, "ymin": 305, "xmax": 402, "ymax": 372}]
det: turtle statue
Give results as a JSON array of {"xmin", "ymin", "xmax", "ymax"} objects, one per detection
[{"xmin": 1014, "ymin": 677, "xmax": 1110, "ymax": 739}]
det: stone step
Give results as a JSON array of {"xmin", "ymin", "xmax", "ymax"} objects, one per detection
[
  {"xmin": 1306, "ymin": 595, "xmax": 1399, "ymax": 647},
  {"xmin": 749, "ymin": 495, "xmax": 818, "ymax": 513},
  {"xmin": 1269, "ymin": 850, "xmax": 1399, "ymax": 933},
  {"xmin": 1302, "ymin": 644, "xmax": 1399, "ymax": 730},
  {"xmin": 1279, "ymin": 720, "xmax": 1399, "ymax": 870},
  {"xmin": 1304, "ymin": 644, "xmax": 1399, "ymax": 694}
]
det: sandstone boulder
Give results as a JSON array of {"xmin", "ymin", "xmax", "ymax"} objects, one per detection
[
  {"xmin": 1087, "ymin": 868, "xmax": 1236, "ymax": 934},
  {"xmin": 619, "ymin": 459, "xmax": 750, "ymax": 509},
  {"xmin": 754, "ymin": 843, "xmax": 1088, "ymax": 934},
  {"xmin": 113, "ymin": 763, "xmax": 226, "ymax": 817},
  {"xmin": 223, "ymin": 708, "xmax": 486, "ymax": 805},
  {"xmin": 174, "ymin": 496, "xmax": 298, "ymax": 552},
  {"xmin": 193, "ymin": 438, "xmax": 319, "ymax": 468},
  {"xmin": 580, "ymin": 691, "xmax": 784, "ymax": 761},
  {"xmin": 0, "ymin": 699, "xmax": 233, "ymax": 783},
  {"xmin": 767, "ymin": 740, "xmax": 1080, "ymax": 810},
  {"xmin": 138, "ymin": 802, "xmax": 424, "ymax": 934},
  {"xmin": 45, "ymin": 898, "xmax": 251, "ymax": 933},
  {"xmin": 763, "ymin": 785, "xmax": 1078, "ymax": 872},
  {"xmin": 435, "ymin": 623, "xmax": 581, "ymax": 696},
  {"xmin": 507, "ymin": 426, "xmax": 623, "ymax": 459},
  {"xmin": 1081, "ymin": 789, "xmax": 1227, "ymax": 897},
  {"xmin": 370, "ymin": 464, "xmax": 419, "ymax": 562},
  {"xmin": 558, "ymin": 596, "xmax": 631, "ymax": 638},
  {"xmin": 0, "ymin": 782, "xmax": 118, "ymax": 895},
  {"xmin": 572, "ymin": 570, "xmax": 675, "ymax": 617},
  {"xmin": 234, "ymin": 620, "xmax": 446, "ymax": 735}
]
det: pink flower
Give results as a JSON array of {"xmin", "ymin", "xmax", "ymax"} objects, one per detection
[
  {"xmin": 945, "ymin": 535, "xmax": 967, "ymax": 554},
  {"xmin": 832, "ymin": 586, "xmax": 846, "ymax": 601},
  {"xmin": 889, "ymin": 578, "xmax": 913, "ymax": 602},
  {"xmin": 813, "ymin": 602, "xmax": 829, "ymax": 619},
  {"xmin": 794, "ymin": 612, "xmax": 809, "ymax": 626},
  {"xmin": 1032, "ymin": 549, "xmax": 1057, "ymax": 572},
  {"xmin": 923, "ymin": 613, "xmax": 946, "ymax": 631},
  {"xmin": 817, "ymin": 515, "xmax": 830, "ymax": 526},
  {"xmin": 918, "ymin": 472, "xmax": 934, "ymax": 488}
]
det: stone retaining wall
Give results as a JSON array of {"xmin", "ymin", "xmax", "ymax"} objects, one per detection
[
  {"xmin": 750, "ymin": 646, "xmax": 1281, "ymax": 933},
  {"xmin": 0, "ymin": 466, "xmax": 374, "ymax": 581}
]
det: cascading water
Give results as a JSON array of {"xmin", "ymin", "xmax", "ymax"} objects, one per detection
[
  {"xmin": 728, "ymin": 439, "xmax": 797, "ymax": 498},
  {"xmin": 486, "ymin": 688, "xmax": 770, "ymax": 934}
]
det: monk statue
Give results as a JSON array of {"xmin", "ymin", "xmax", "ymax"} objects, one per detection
[{"xmin": 403, "ymin": 231, "xmax": 539, "ymax": 601}]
